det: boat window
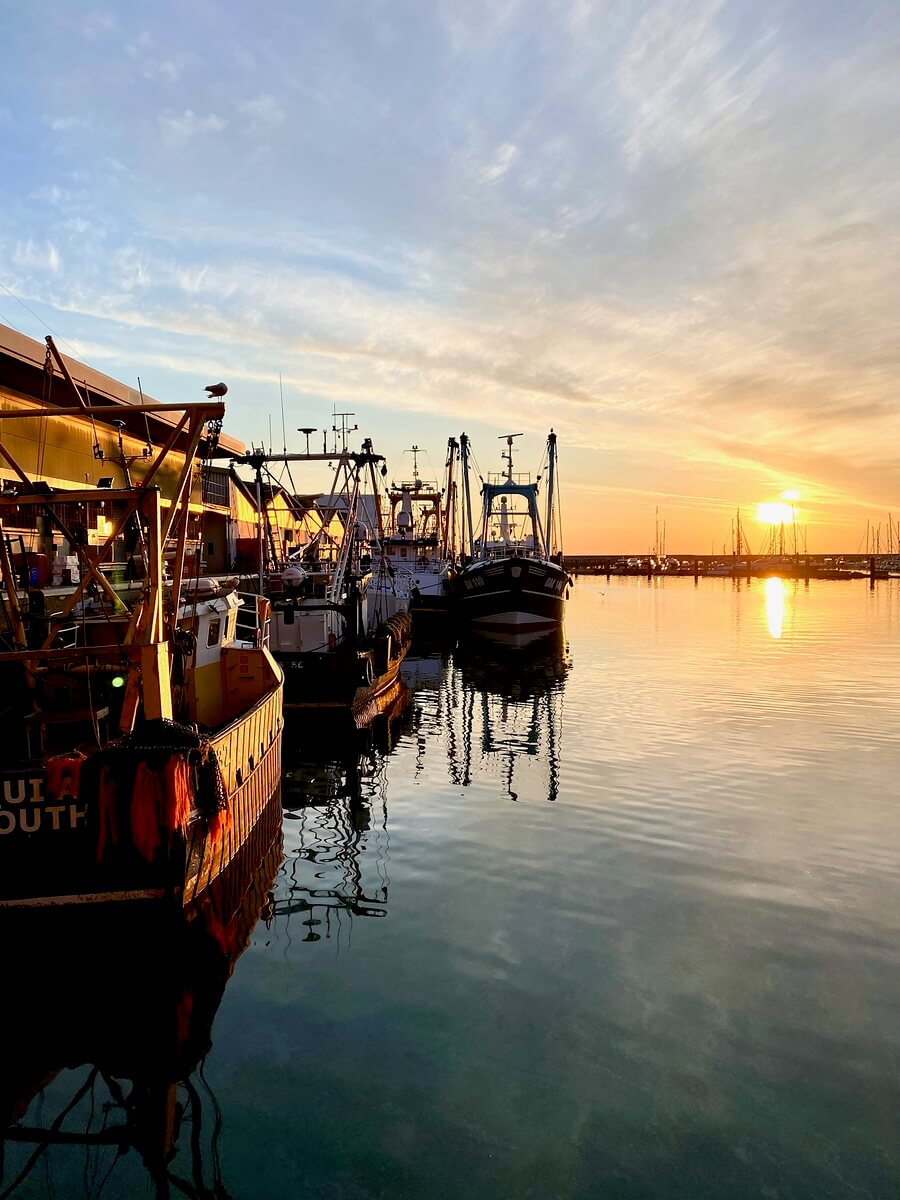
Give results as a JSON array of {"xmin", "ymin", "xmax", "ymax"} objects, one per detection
[{"xmin": 207, "ymin": 618, "xmax": 222, "ymax": 647}]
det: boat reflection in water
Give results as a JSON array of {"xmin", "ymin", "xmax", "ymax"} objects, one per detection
[
  {"xmin": 276, "ymin": 683, "xmax": 411, "ymax": 941},
  {"xmin": 0, "ymin": 795, "xmax": 282, "ymax": 1199},
  {"xmin": 408, "ymin": 628, "xmax": 571, "ymax": 803}
]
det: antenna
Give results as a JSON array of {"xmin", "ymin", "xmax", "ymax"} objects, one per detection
[
  {"xmin": 498, "ymin": 432, "xmax": 523, "ymax": 481},
  {"xmin": 332, "ymin": 411, "xmax": 358, "ymax": 453},
  {"xmin": 279, "ymin": 372, "xmax": 288, "ymax": 455},
  {"xmin": 297, "ymin": 427, "xmax": 317, "ymax": 454}
]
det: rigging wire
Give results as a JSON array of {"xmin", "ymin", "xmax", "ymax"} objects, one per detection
[
  {"xmin": 0, "ymin": 279, "xmax": 94, "ymax": 367},
  {"xmin": 0, "ymin": 305, "xmax": 23, "ymax": 334}
]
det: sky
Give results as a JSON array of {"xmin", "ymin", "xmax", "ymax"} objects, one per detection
[{"xmin": 0, "ymin": 0, "xmax": 898, "ymax": 553}]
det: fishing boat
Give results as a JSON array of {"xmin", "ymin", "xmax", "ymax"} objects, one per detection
[
  {"xmin": 453, "ymin": 430, "xmax": 571, "ymax": 633},
  {"xmin": 228, "ymin": 438, "xmax": 411, "ymax": 727},
  {"xmin": 367, "ymin": 440, "xmax": 457, "ymax": 623},
  {"xmin": 0, "ymin": 368, "xmax": 283, "ymax": 908}
]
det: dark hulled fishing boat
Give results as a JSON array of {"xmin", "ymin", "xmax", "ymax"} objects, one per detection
[{"xmin": 452, "ymin": 430, "xmax": 571, "ymax": 633}]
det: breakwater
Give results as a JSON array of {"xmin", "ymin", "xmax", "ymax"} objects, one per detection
[{"xmin": 565, "ymin": 554, "xmax": 887, "ymax": 580}]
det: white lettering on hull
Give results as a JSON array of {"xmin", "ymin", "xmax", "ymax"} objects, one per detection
[{"xmin": 0, "ymin": 801, "xmax": 88, "ymax": 834}]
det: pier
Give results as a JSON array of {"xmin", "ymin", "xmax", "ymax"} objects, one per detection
[{"xmin": 564, "ymin": 554, "xmax": 884, "ymax": 580}]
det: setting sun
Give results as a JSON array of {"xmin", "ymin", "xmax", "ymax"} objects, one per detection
[{"xmin": 756, "ymin": 501, "xmax": 795, "ymax": 525}]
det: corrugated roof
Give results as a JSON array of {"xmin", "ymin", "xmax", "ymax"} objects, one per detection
[{"xmin": 0, "ymin": 322, "xmax": 245, "ymax": 454}]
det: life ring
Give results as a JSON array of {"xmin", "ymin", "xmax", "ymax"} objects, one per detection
[{"xmin": 360, "ymin": 657, "xmax": 374, "ymax": 686}]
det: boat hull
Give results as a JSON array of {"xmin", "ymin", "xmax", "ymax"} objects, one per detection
[
  {"xmin": 279, "ymin": 611, "xmax": 412, "ymax": 727},
  {"xmin": 0, "ymin": 680, "xmax": 283, "ymax": 909},
  {"xmin": 453, "ymin": 557, "xmax": 570, "ymax": 632},
  {"xmin": 0, "ymin": 816, "xmax": 283, "ymax": 1139},
  {"xmin": 280, "ymin": 642, "xmax": 409, "ymax": 727}
]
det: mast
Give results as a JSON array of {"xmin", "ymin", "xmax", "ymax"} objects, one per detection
[
  {"xmin": 460, "ymin": 433, "xmax": 475, "ymax": 560},
  {"xmin": 255, "ymin": 458, "xmax": 265, "ymax": 595},
  {"xmin": 441, "ymin": 437, "xmax": 457, "ymax": 560},
  {"xmin": 545, "ymin": 430, "xmax": 557, "ymax": 558}
]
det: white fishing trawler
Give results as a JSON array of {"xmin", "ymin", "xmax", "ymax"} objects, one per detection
[{"xmin": 367, "ymin": 440, "xmax": 457, "ymax": 624}]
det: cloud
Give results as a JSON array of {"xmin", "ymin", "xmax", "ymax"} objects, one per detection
[
  {"xmin": 45, "ymin": 116, "xmax": 89, "ymax": 132},
  {"xmin": 152, "ymin": 59, "xmax": 184, "ymax": 81},
  {"xmin": 80, "ymin": 10, "xmax": 116, "ymax": 40},
  {"xmin": 12, "ymin": 239, "xmax": 62, "ymax": 274},
  {"xmin": 238, "ymin": 94, "xmax": 285, "ymax": 128},
  {"xmin": 481, "ymin": 143, "xmax": 519, "ymax": 184},
  {"xmin": 125, "ymin": 30, "xmax": 152, "ymax": 58},
  {"xmin": 159, "ymin": 109, "xmax": 227, "ymax": 144}
]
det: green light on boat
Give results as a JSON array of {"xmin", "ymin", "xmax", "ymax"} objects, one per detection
[{"xmin": 111, "ymin": 674, "xmax": 126, "ymax": 689}]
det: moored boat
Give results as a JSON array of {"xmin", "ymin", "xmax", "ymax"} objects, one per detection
[
  {"xmin": 452, "ymin": 430, "xmax": 571, "ymax": 633},
  {"xmin": 367, "ymin": 440, "xmax": 458, "ymax": 624},
  {"xmin": 0, "ymin": 382, "xmax": 283, "ymax": 908},
  {"xmin": 228, "ymin": 438, "xmax": 411, "ymax": 727}
]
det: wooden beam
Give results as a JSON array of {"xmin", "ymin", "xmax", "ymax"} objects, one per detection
[
  {"xmin": 0, "ymin": 401, "xmax": 225, "ymax": 420},
  {"xmin": 45, "ymin": 335, "xmax": 88, "ymax": 409}
]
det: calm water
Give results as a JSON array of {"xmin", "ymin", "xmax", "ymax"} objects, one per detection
[{"xmin": 5, "ymin": 577, "xmax": 900, "ymax": 1198}]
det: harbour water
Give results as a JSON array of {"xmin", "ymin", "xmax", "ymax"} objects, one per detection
[{"xmin": 5, "ymin": 576, "xmax": 900, "ymax": 1198}]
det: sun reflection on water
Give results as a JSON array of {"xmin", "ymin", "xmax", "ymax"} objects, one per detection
[{"xmin": 764, "ymin": 576, "xmax": 786, "ymax": 639}]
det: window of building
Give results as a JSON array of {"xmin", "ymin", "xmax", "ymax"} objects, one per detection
[{"xmin": 202, "ymin": 471, "xmax": 230, "ymax": 507}]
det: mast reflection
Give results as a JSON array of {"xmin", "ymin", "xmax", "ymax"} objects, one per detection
[
  {"xmin": 408, "ymin": 630, "xmax": 571, "ymax": 803},
  {"xmin": 276, "ymin": 684, "xmax": 411, "ymax": 940},
  {"xmin": 0, "ymin": 800, "xmax": 283, "ymax": 1199}
]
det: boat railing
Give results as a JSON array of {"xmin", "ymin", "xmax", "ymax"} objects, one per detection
[
  {"xmin": 391, "ymin": 480, "xmax": 439, "ymax": 495},
  {"xmin": 235, "ymin": 592, "xmax": 272, "ymax": 649},
  {"xmin": 486, "ymin": 472, "xmax": 532, "ymax": 486},
  {"xmin": 480, "ymin": 545, "xmax": 541, "ymax": 560}
]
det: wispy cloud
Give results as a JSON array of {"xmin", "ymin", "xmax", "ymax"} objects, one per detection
[
  {"xmin": 45, "ymin": 115, "xmax": 90, "ymax": 132},
  {"xmin": 159, "ymin": 109, "xmax": 227, "ymax": 144},
  {"xmin": 481, "ymin": 143, "xmax": 519, "ymax": 183},
  {"xmin": 80, "ymin": 10, "xmax": 116, "ymax": 40},
  {"xmin": 12, "ymin": 239, "xmax": 61, "ymax": 274},
  {"xmin": 238, "ymin": 94, "xmax": 285, "ymax": 128}
]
